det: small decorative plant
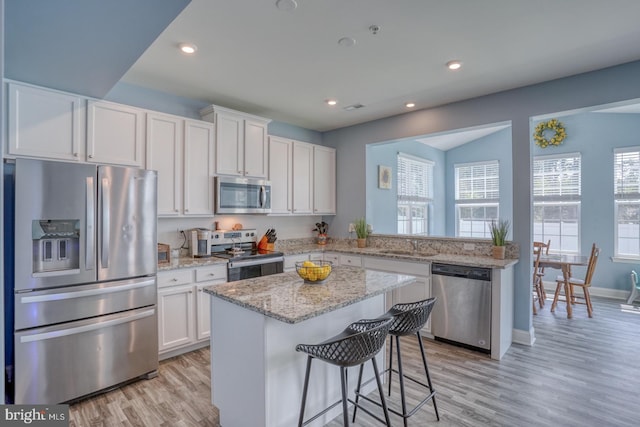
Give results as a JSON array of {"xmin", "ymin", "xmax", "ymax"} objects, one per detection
[
  {"xmin": 489, "ymin": 219, "xmax": 510, "ymax": 246},
  {"xmin": 354, "ymin": 218, "xmax": 369, "ymax": 239},
  {"xmin": 313, "ymin": 221, "xmax": 328, "ymax": 235}
]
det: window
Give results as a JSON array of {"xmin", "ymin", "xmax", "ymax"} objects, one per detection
[
  {"xmin": 397, "ymin": 153, "xmax": 433, "ymax": 235},
  {"xmin": 533, "ymin": 153, "xmax": 581, "ymax": 254},
  {"xmin": 614, "ymin": 148, "xmax": 640, "ymax": 258},
  {"xmin": 455, "ymin": 161, "xmax": 499, "ymax": 238}
]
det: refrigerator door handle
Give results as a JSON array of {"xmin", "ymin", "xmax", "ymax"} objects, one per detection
[
  {"xmin": 19, "ymin": 308, "xmax": 156, "ymax": 343},
  {"xmin": 19, "ymin": 278, "xmax": 156, "ymax": 304},
  {"xmin": 86, "ymin": 176, "xmax": 95, "ymax": 270},
  {"xmin": 101, "ymin": 177, "xmax": 110, "ymax": 268}
]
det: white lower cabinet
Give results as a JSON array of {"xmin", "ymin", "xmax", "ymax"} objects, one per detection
[
  {"xmin": 157, "ymin": 264, "xmax": 227, "ymax": 357},
  {"xmin": 339, "ymin": 254, "xmax": 363, "ymax": 267},
  {"xmin": 362, "ymin": 257, "xmax": 432, "ymax": 332}
]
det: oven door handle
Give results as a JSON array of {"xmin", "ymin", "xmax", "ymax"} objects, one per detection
[{"xmin": 228, "ymin": 256, "xmax": 284, "ymax": 269}]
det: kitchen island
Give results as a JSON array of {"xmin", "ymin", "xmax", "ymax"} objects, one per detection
[{"xmin": 203, "ymin": 266, "xmax": 417, "ymax": 427}]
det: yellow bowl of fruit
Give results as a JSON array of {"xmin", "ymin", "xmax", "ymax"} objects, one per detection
[{"xmin": 295, "ymin": 260, "xmax": 333, "ymax": 284}]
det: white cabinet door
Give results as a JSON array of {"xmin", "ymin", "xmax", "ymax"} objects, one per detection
[
  {"xmin": 313, "ymin": 145, "xmax": 336, "ymax": 214},
  {"xmin": 158, "ymin": 284, "xmax": 195, "ymax": 352},
  {"xmin": 184, "ymin": 120, "xmax": 214, "ymax": 216},
  {"xmin": 146, "ymin": 113, "xmax": 183, "ymax": 216},
  {"xmin": 292, "ymin": 141, "xmax": 314, "ymax": 214},
  {"xmin": 215, "ymin": 111, "xmax": 244, "ymax": 176},
  {"xmin": 7, "ymin": 82, "xmax": 84, "ymax": 161},
  {"xmin": 268, "ymin": 136, "xmax": 293, "ymax": 214},
  {"xmin": 86, "ymin": 100, "xmax": 145, "ymax": 167},
  {"xmin": 196, "ymin": 284, "xmax": 212, "ymax": 341},
  {"xmin": 244, "ymin": 119, "xmax": 268, "ymax": 178},
  {"xmin": 284, "ymin": 254, "xmax": 311, "ymax": 271}
]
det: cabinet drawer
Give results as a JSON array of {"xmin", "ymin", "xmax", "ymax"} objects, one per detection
[
  {"xmin": 195, "ymin": 264, "xmax": 227, "ymax": 282},
  {"xmin": 158, "ymin": 269, "xmax": 193, "ymax": 288},
  {"xmin": 284, "ymin": 254, "xmax": 310, "ymax": 270},
  {"xmin": 340, "ymin": 254, "xmax": 362, "ymax": 267}
]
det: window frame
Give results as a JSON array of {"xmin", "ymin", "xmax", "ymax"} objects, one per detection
[
  {"xmin": 614, "ymin": 147, "xmax": 640, "ymax": 260},
  {"xmin": 532, "ymin": 152, "xmax": 582, "ymax": 254},
  {"xmin": 454, "ymin": 160, "xmax": 500, "ymax": 238},
  {"xmin": 396, "ymin": 152, "xmax": 433, "ymax": 235}
]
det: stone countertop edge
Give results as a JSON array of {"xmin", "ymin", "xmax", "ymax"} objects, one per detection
[
  {"xmin": 203, "ymin": 266, "xmax": 417, "ymax": 324},
  {"xmin": 282, "ymin": 244, "xmax": 519, "ymax": 269},
  {"xmin": 158, "ymin": 256, "xmax": 228, "ymax": 271}
]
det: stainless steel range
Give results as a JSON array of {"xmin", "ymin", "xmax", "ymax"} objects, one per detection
[{"xmin": 210, "ymin": 229, "xmax": 284, "ymax": 281}]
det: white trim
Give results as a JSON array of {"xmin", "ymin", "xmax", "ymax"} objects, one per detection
[{"xmin": 611, "ymin": 256, "xmax": 640, "ymax": 263}]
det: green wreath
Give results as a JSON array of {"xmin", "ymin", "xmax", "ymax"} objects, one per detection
[{"xmin": 533, "ymin": 119, "xmax": 566, "ymax": 148}]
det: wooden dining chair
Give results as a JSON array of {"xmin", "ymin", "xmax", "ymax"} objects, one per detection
[
  {"xmin": 532, "ymin": 240, "xmax": 550, "ymax": 310},
  {"xmin": 551, "ymin": 243, "xmax": 600, "ymax": 318}
]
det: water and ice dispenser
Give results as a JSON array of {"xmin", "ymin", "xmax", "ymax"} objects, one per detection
[{"xmin": 32, "ymin": 219, "xmax": 80, "ymax": 274}]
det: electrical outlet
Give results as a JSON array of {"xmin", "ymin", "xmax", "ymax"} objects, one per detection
[{"xmin": 348, "ymin": 223, "xmax": 355, "ymax": 233}]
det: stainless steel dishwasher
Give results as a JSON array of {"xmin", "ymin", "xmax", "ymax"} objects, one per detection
[{"xmin": 431, "ymin": 263, "xmax": 492, "ymax": 352}]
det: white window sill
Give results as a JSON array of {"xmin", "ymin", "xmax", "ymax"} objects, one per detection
[{"xmin": 611, "ymin": 256, "xmax": 640, "ymax": 264}]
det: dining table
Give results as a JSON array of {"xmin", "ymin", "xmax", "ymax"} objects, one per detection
[{"xmin": 537, "ymin": 254, "xmax": 589, "ymax": 318}]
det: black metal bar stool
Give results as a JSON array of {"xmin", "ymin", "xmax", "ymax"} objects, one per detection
[
  {"xmin": 352, "ymin": 297, "xmax": 439, "ymax": 426},
  {"xmin": 296, "ymin": 317, "xmax": 394, "ymax": 427}
]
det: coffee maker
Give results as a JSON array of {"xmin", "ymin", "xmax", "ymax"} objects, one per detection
[{"xmin": 190, "ymin": 228, "xmax": 212, "ymax": 258}]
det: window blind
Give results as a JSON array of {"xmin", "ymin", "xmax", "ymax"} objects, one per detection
[
  {"xmin": 397, "ymin": 153, "xmax": 433, "ymax": 202},
  {"xmin": 614, "ymin": 148, "xmax": 640, "ymax": 198},
  {"xmin": 455, "ymin": 161, "xmax": 499, "ymax": 202},
  {"xmin": 533, "ymin": 154, "xmax": 581, "ymax": 200}
]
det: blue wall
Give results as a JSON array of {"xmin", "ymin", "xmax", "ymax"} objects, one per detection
[
  {"xmin": 366, "ymin": 140, "xmax": 446, "ymax": 235},
  {"xmin": 106, "ymin": 81, "xmax": 323, "ymax": 144},
  {"xmin": 322, "ymin": 60, "xmax": 640, "ymax": 338},
  {"xmin": 532, "ymin": 112, "xmax": 640, "ymax": 291},
  {"xmin": 445, "ymin": 128, "xmax": 513, "ymax": 237}
]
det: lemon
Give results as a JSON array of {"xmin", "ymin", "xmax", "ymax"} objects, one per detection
[{"xmin": 302, "ymin": 260, "xmax": 315, "ymax": 267}]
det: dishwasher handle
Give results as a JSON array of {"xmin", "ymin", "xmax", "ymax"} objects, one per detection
[{"xmin": 431, "ymin": 263, "xmax": 492, "ymax": 281}]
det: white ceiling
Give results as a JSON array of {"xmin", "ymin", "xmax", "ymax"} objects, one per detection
[{"xmin": 122, "ymin": 0, "xmax": 640, "ymax": 132}]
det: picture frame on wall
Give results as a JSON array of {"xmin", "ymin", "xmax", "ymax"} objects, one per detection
[{"xmin": 378, "ymin": 165, "xmax": 392, "ymax": 189}]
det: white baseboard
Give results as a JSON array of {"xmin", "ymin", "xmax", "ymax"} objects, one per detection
[{"xmin": 512, "ymin": 327, "xmax": 535, "ymax": 347}]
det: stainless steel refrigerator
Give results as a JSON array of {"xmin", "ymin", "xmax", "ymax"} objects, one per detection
[{"xmin": 4, "ymin": 158, "xmax": 158, "ymax": 404}]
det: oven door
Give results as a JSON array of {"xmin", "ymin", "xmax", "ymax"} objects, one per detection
[{"xmin": 227, "ymin": 257, "xmax": 284, "ymax": 282}]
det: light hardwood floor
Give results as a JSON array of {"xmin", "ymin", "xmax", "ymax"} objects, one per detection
[{"xmin": 70, "ymin": 296, "xmax": 640, "ymax": 426}]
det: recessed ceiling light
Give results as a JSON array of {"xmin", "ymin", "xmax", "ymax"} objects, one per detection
[
  {"xmin": 179, "ymin": 43, "xmax": 197, "ymax": 54},
  {"xmin": 446, "ymin": 60, "xmax": 462, "ymax": 70},
  {"xmin": 276, "ymin": 0, "xmax": 298, "ymax": 11},
  {"xmin": 338, "ymin": 37, "xmax": 356, "ymax": 47},
  {"xmin": 325, "ymin": 99, "xmax": 338, "ymax": 106},
  {"xmin": 405, "ymin": 102, "xmax": 416, "ymax": 108}
]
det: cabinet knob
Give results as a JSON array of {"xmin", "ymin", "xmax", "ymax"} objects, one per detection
[
  {"xmin": 171, "ymin": 278, "xmax": 178, "ymax": 282},
  {"xmin": 74, "ymin": 152, "xmax": 79, "ymax": 157},
  {"xmin": 175, "ymin": 209, "xmax": 179, "ymax": 212},
  {"xmin": 88, "ymin": 154, "xmax": 93, "ymax": 158},
  {"xmin": 189, "ymin": 290, "xmax": 193, "ymax": 294},
  {"xmin": 209, "ymin": 273, "xmax": 215, "ymax": 276},
  {"xmin": 185, "ymin": 209, "xmax": 189, "ymax": 212}
]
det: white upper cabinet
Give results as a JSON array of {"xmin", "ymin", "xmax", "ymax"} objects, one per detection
[
  {"xmin": 268, "ymin": 136, "xmax": 293, "ymax": 214},
  {"xmin": 183, "ymin": 119, "xmax": 215, "ymax": 216},
  {"xmin": 269, "ymin": 136, "xmax": 337, "ymax": 216},
  {"xmin": 292, "ymin": 140, "xmax": 314, "ymax": 215},
  {"xmin": 146, "ymin": 112, "xmax": 184, "ymax": 216},
  {"xmin": 86, "ymin": 100, "xmax": 145, "ymax": 167},
  {"xmin": 7, "ymin": 82, "xmax": 84, "ymax": 161},
  {"xmin": 244, "ymin": 119, "xmax": 269, "ymax": 178},
  {"xmin": 200, "ymin": 105, "xmax": 271, "ymax": 178},
  {"xmin": 146, "ymin": 113, "xmax": 214, "ymax": 217},
  {"xmin": 313, "ymin": 145, "xmax": 336, "ymax": 214}
]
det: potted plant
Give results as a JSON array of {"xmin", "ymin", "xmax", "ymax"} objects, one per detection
[
  {"xmin": 489, "ymin": 219, "xmax": 510, "ymax": 259},
  {"xmin": 354, "ymin": 217, "xmax": 369, "ymax": 248},
  {"xmin": 313, "ymin": 221, "xmax": 328, "ymax": 245}
]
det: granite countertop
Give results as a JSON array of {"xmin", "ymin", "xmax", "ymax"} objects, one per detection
[
  {"xmin": 203, "ymin": 265, "xmax": 416, "ymax": 324},
  {"xmin": 158, "ymin": 256, "xmax": 228, "ymax": 271},
  {"xmin": 280, "ymin": 243, "xmax": 519, "ymax": 269}
]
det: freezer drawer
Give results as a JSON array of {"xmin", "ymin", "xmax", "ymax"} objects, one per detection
[
  {"xmin": 14, "ymin": 306, "xmax": 158, "ymax": 404},
  {"xmin": 14, "ymin": 276, "xmax": 157, "ymax": 330}
]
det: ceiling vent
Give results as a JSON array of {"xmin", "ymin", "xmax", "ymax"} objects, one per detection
[{"xmin": 344, "ymin": 103, "xmax": 365, "ymax": 111}]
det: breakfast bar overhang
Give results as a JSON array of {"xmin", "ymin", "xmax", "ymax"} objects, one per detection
[{"xmin": 204, "ymin": 266, "xmax": 417, "ymax": 427}]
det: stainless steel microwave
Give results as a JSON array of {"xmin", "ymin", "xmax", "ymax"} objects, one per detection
[{"xmin": 215, "ymin": 176, "xmax": 272, "ymax": 214}]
